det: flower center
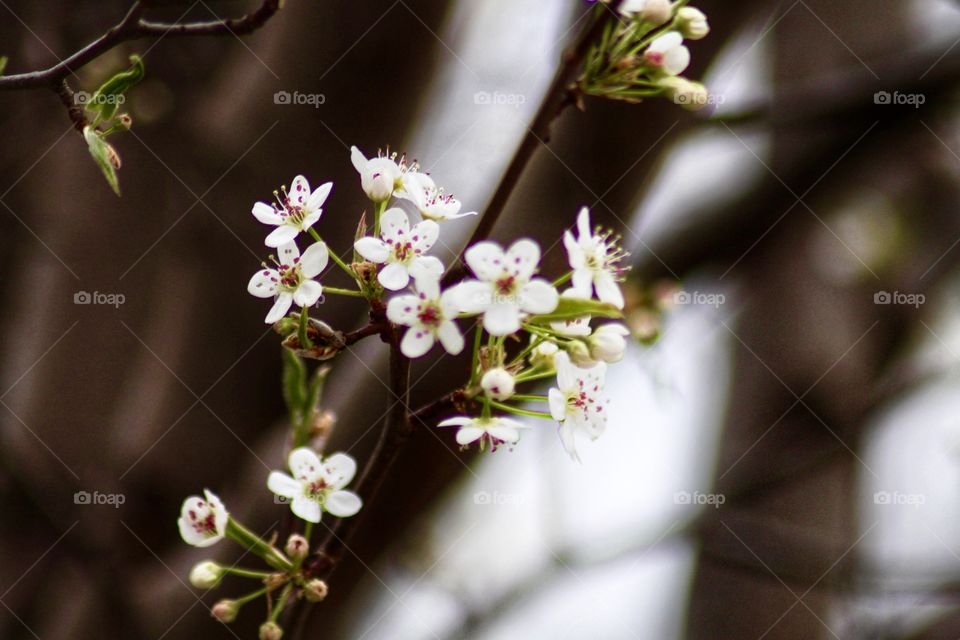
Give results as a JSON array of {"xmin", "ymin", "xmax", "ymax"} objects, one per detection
[
  {"xmin": 188, "ymin": 507, "xmax": 217, "ymax": 536},
  {"xmin": 644, "ymin": 50, "xmax": 665, "ymax": 67},
  {"xmin": 417, "ymin": 301, "xmax": 443, "ymax": 328},
  {"xmin": 304, "ymin": 478, "xmax": 329, "ymax": 502},
  {"xmin": 495, "ymin": 275, "xmax": 517, "ymax": 298},
  {"xmin": 278, "ymin": 260, "xmax": 302, "ymax": 292}
]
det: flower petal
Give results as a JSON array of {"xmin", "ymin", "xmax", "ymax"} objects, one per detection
[
  {"xmin": 248, "ymin": 269, "xmax": 279, "ymax": 298},
  {"xmin": 409, "ymin": 256, "xmax": 443, "ymax": 288},
  {"xmin": 380, "ymin": 208, "xmax": 410, "ymax": 242},
  {"xmin": 483, "ymin": 302, "xmax": 521, "ymax": 336},
  {"xmin": 506, "ymin": 239, "xmax": 541, "ymax": 281},
  {"xmin": 518, "ymin": 280, "xmax": 559, "ymax": 314},
  {"xmin": 307, "ymin": 181, "xmax": 333, "ymax": 211},
  {"xmin": 664, "ymin": 44, "xmax": 691, "ymax": 76},
  {"xmin": 549, "ymin": 388, "xmax": 567, "ymax": 421},
  {"xmin": 465, "ymin": 241, "xmax": 505, "ymax": 280},
  {"xmin": 595, "ymin": 270, "xmax": 625, "ymax": 309},
  {"xmin": 289, "ymin": 447, "xmax": 323, "ymax": 482},
  {"xmin": 350, "ymin": 146, "xmax": 367, "ymax": 173},
  {"xmin": 379, "ymin": 262, "xmax": 410, "ymax": 291},
  {"xmin": 288, "ymin": 175, "xmax": 310, "ymax": 207},
  {"xmin": 410, "ymin": 220, "xmax": 439, "ymax": 252},
  {"xmin": 455, "ymin": 426, "xmax": 485, "ymax": 445},
  {"xmin": 253, "ymin": 202, "xmax": 282, "ymax": 225},
  {"xmin": 487, "ymin": 424, "xmax": 521, "ymax": 443},
  {"xmin": 386, "ymin": 294, "xmax": 421, "ymax": 325},
  {"xmin": 355, "ymin": 237, "xmax": 390, "ymax": 263},
  {"xmin": 401, "ymin": 326, "xmax": 436, "ymax": 358},
  {"xmin": 300, "ymin": 242, "xmax": 329, "ymax": 278},
  {"xmin": 277, "ymin": 241, "xmax": 300, "ymax": 265},
  {"xmin": 265, "ymin": 224, "xmax": 299, "ymax": 248},
  {"xmin": 438, "ymin": 416, "xmax": 472, "ymax": 428},
  {"xmin": 558, "ymin": 422, "xmax": 581, "ymax": 462},
  {"xmin": 325, "ymin": 490, "xmax": 362, "ymax": 518},
  {"xmin": 265, "ymin": 293, "xmax": 293, "ymax": 324},
  {"xmin": 291, "ymin": 494, "xmax": 322, "ymax": 523},
  {"xmin": 554, "ymin": 352, "xmax": 576, "ymax": 390},
  {"xmin": 450, "ymin": 280, "xmax": 491, "ymax": 313},
  {"xmin": 267, "ymin": 471, "xmax": 300, "ymax": 499},
  {"xmin": 294, "ymin": 279, "xmax": 322, "ymax": 307},
  {"xmin": 322, "ymin": 453, "xmax": 357, "ymax": 488},
  {"xmin": 436, "ymin": 320, "xmax": 464, "ymax": 355}
]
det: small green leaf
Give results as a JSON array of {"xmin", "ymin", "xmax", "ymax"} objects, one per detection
[
  {"xmin": 0, "ymin": 56, "xmax": 8, "ymax": 76},
  {"xmin": 281, "ymin": 348, "xmax": 308, "ymax": 427},
  {"xmin": 88, "ymin": 54, "xmax": 145, "ymax": 122},
  {"xmin": 529, "ymin": 296, "xmax": 623, "ymax": 322},
  {"xmin": 83, "ymin": 126, "xmax": 121, "ymax": 196}
]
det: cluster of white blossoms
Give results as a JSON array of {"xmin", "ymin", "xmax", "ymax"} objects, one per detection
[{"xmin": 582, "ymin": 1, "xmax": 712, "ymax": 110}]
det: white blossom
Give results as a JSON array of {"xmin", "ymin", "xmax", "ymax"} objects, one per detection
[
  {"xmin": 267, "ymin": 448, "xmax": 362, "ymax": 524},
  {"xmin": 396, "ymin": 173, "xmax": 476, "ymax": 221},
  {"xmin": 248, "ymin": 241, "xmax": 329, "ymax": 324},
  {"xmin": 189, "ymin": 561, "xmax": 224, "ymax": 589},
  {"xmin": 481, "ymin": 367, "xmax": 515, "ymax": 401},
  {"xmin": 643, "ymin": 31, "xmax": 690, "ymax": 76},
  {"xmin": 455, "ymin": 239, "xmax": 559, "ymax": 336},
  {"xmin": 354, "ymin": 208, "xmax": 443, "ymax": 291},
  {"xmin": 178, "ymin": 489, "xmax": 228, "ymax": 548},
  {"xmin": 252, "ymin": 175, "xmax": 332, "ymax": 248},
  {"xmin": 589, "ymin": 323, "xmax": 631, "ymax": 363},
  {"xmin": 387, "ymin": 275, "xmax": 465, "ymax": 358},
  {"xmin": 438, "ymin": 415, "xmax": 529, "ymax": 450},
  {"xmin": 350, "ymin": 145, "xmax": 422, "ymax": 202},
  {"xmin": 548, "ymin": 352, "xmax": 609, "ymax": 461},
  {"xmin": 563, "ymin": 207, "xmax": 628, "ymax": 309},
  {"xmin": 677, "ymin": 7, "xmax": 710, "ymax": 40},
  {"xmin": 620, "ymin": 0, "xmax": 672, "ymax": 25}
]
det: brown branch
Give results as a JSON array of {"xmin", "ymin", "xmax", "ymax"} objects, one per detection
[{"xmin": 442, "ymin": 0, "xmax": 627, "ymax": 285}]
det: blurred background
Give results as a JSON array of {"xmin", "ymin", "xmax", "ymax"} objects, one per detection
[{"xmin": 2, "ymin": 0, "xmax": 960, "ymax": 638}]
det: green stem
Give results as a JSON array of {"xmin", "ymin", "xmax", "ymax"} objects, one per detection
[
  {"xmin": 324, "ymin": 286, "xmax": 365, "ymax": 298},
  {"xmin": 515, "ymin": 369, "xmax": 557, "ymax": 384},
  {"xmin": 269, "ymin": 584, "xmax": 293, "ymax": 623},
  {"xmin": 298, "ymin": 307, "xmax": 313, "ymax": 349},
  {"xmin": 509, "ymin": 336, "xmax": 545, "ymax": 367},
  {"xmin": 373, "ymin": 199, "xmax": 387, "ymax": 237},
  {"xmin": 468, "ymin": 324, "xmax": 484, "ymax": 386},
  {"xmin": 236, "ymin": 585, "xmax": 270, "ymax": 606},
  {"xmin": 511, "ymin": 394, "xmax": 549, "ymax": 402},
  {"xmin": 226, "ymin": 518, "xmax": 294, "ymax": 572},
  {"xmin": 553, "ymin": 272, "xmax": 573, "ymax": 287},
  {"xmin": 489, "ymin": 401, "xmax": 554, "ymax": 420},
  {"xmin": 223, "ymin": 567, "xmax": 272, "ymax": 580}
]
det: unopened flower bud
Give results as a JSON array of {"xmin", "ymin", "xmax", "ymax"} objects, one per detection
[
  {"xmin": 620, "ymin": 0, "xmax": 672, "ymax": 25},
  {"xmin": 211, "ymin": 599, "xmax": 240, "ymax": 623},
  {"xmin": 658, "ymin": 77, "xmax": 709, "ymax": 111},
  {"xmin": 566, "ymin": 340, "xmax": 596, "ymax": 368},
  {"xmin": 303, "ymin": 579, "xmax": 329, "ymax": 602},
  {"xmin": 285, "ymin": 534, "xmax": 309, "ymax": 562},
  {"xmin": 676, "ymin": 7, "xmax": 710, "ymax": 40},
  {"xmin": 189, "ymin": 561, "xmax": 224, "ymax": 589},
  {"xmin": 529, "ymin": 338, "xmax": 559, "ymax": 368},
  {"xmin": 259, "ymin": 621, "xmax": 283, "ymax": 640},
  {"xmin": 589, "ymin": 324, "xmax": 631, "ymax": 363},
  {"xmin": 481, "ymin": 368, "xmax": 515, "ymax": 401}
]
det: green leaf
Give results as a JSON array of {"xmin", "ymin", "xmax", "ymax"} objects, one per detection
[
  {"xmin": 0, "ymin": 56, "xmax": 8, "ymax": 77},
  {"xmin": 529, "ymin": 296, "xmax": 623, "ymax": 323},
  {"xmin": 83, "ymin": 126, "xmax": 121, "ymax": 196},
  {"xmin": 88, "ymin": 54, "xmax": 145, "ymax": 122},
  {"xmin": 281, "ymin": 348, "xmax": 307, "ymax": 428}
]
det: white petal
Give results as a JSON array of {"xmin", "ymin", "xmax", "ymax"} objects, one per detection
[
  {"xmin": 410, "ymin": 220, "xmax": 439, "ymax": 251},
  {"xmin": 288, "ymin": 175, "xmax": 310, "ymax": 206},
  {"xmin": 267, "ymin": 471, "xmax": 300, "ymax": 499},
  {"xmin": 294, "ymin": 279, "xmax": 322, "ymax": 307},
  {"xmin": 248, "ymin": 269, "xmax": 279, "ymax": 298},
  {"xmin": 576, "ymin": 207, "xmax": 592, "ymax": 238},
  {"xmin": 518, "ymin": 280, "xmax": 559, "ymax": 314},
  {"xmin": 558, "ymin": 423, "xmax": 581, "ymax": 462},
  {"xmin": 380, "ymin": 208, "xmax": 411, "ymax": 242},
  {"xmin": 204, "ymin": 490, "xmax": 228, "ymax": 534},
  {"xmin": 455, "ymin": 426, "xmax": 485, "ymax": 445},
  {"xmin": 438, "ymin": 416, "xmax": 472, "ymax": 428},
  {"xmin": 564, "ymin": 231, "xmax": 585, "ymax": 269},
  {"xmin": 465, "ymin": 241, "xmax": 506, "ymax": 280},
  {"xmin": 436, "ymin": 320, "xmax": 464, "ymax": 355},
  {"xmin": 549, "ymin": 388, "xmax": 567, "ymax": 421},
  {"xmin": 409, "ymin": 256, "xmax": 443, "ymax": 288},
  {"xmin": 487, "ymin": 425, "xmax": 521, "ymax": 443},
  {"xmin": 355, "ymin": 237, "xmax": 390, "ymax": 263},
  {"xmin": 386, "ymin": 294, "xmax": 421, "ymax": 325},
  {"xmin": 401, "ymin": 326, "xmax": 436, "ymax": 358},
  {"xmin": 322, "ymin": 453, "xmax": 357, "ymax": 488},
  {"xmin": 307, "ymin": 181, "xmax": 333, "ymax": 211},
  {"xmin": 289, "ymin": 446, "xmax": 323, "ymax": 482},
  {"xmin": 350, "ymin": 146, "xmax": 367, "ymax": 173},
  {"xmin": 664, "ymin": 44, "xmax": 691, "ymax": 76},
  {"xmin": 451, "ymin": 280, "xmax": 491, "ymax": 313},
  {"xmin": 483, "ymin": 302, "xmax": 521, "ymax": 336},
  {"xmin": 301, "ymin": 210, "xmax": 322, "ymax": 231},
  {"xmin": 649, "ymin": 31, "xmax": 684, "ymax": 53},
  {"xmin": 300, "ymin": 242, "xmax": 329, "ymax": 278},
  {"xmin": 554, "ymin": 352, "xmax": 576, "ymax": 390},
  {"xmin": 506, "ymin": 239, "xmax": 541, "ymax": 281},
  {"xmin": 595, "ymin": 271, "xmax": 625, "ymax": 309},
  {"xmin": 265, "ymin": 293, "xmax": 293, "ymax": 324},
  {"xmin": 379, "ymin": 262, "xmax": 410, "ymax": 291},
  {"xmin": 265, "ymin": 224, "xmax": 299, "ymax": 248},
  {"xmin": 291, "ymin": 494, "xmax": 322, "ymax": 523},
  {"xmin": 277, "ymin": 241, "xmax": 300, "ymax": 264},
  {"xmin": 252, "ymin": 202, "xmax": 282, "ymax": 225},
  {"xmin": 325, "ymin": 490, "xmax": 362, "ymax": 517}
]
